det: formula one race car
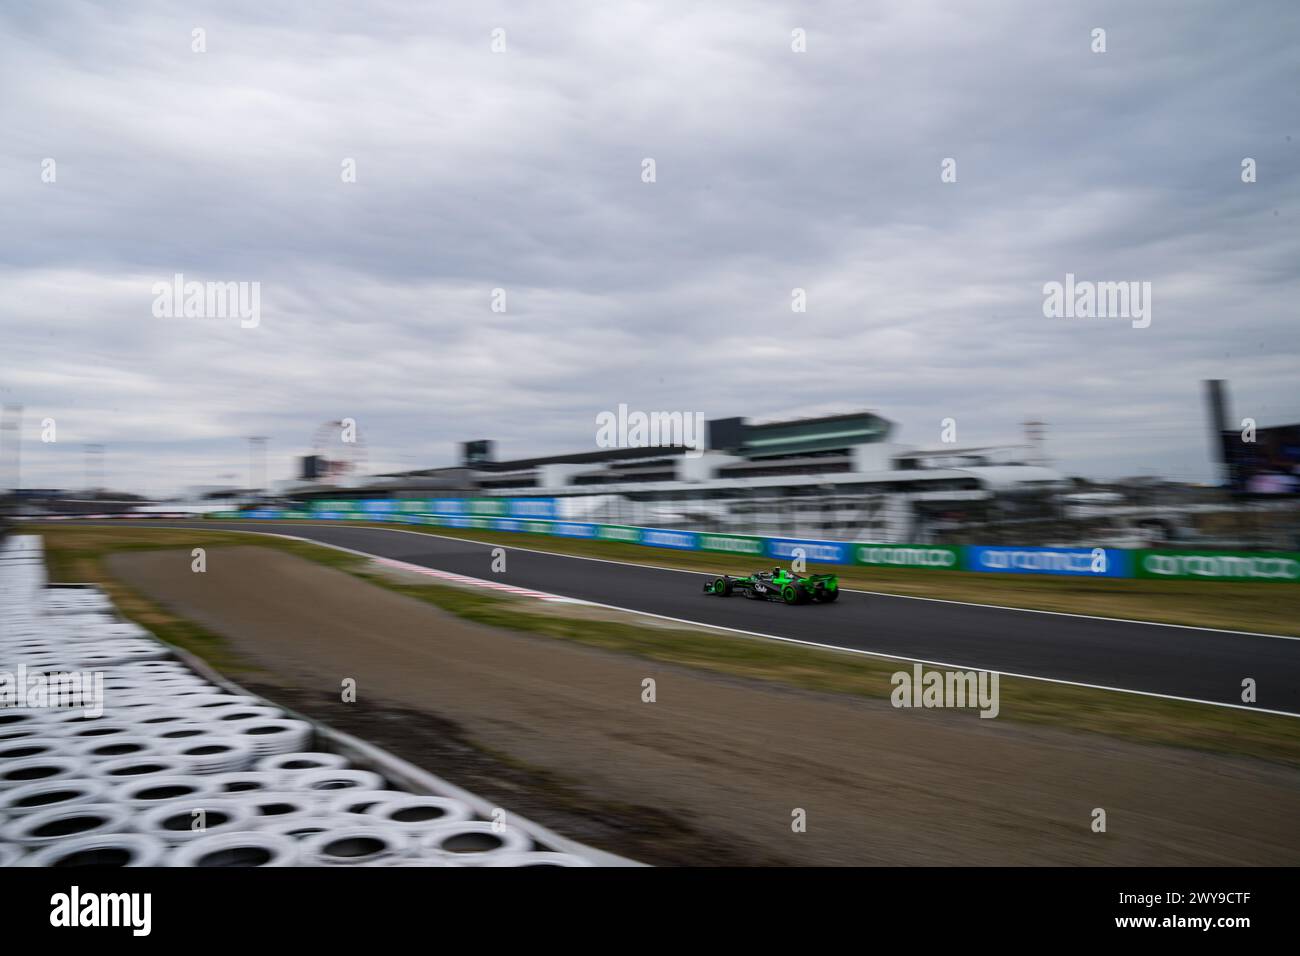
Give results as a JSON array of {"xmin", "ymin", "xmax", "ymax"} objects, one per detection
[{"xmin": 702, "ymin": 566, "xmax": 840, "ymax": 604}]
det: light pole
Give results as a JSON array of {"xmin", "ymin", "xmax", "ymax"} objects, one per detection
[
  {"xmin": 247, "ymin": 436, "xmax": 268, "ymax": 502},
  {"xmin": 84, "ymin": 444, "xmax": 105, "ymax": 496},
  {"xmin": 1, "ymin": 404, "xmax": 22, "ymax": 508}
]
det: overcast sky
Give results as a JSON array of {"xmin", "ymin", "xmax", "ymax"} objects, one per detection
[{"xmin": 2, "ymin": 0, "xmax": 1296, "ymax": 497}]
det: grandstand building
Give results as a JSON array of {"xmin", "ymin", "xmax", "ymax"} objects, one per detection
[{"xmin": 291, "ymin": 411, "xmax": 1063, "ymax": 543}]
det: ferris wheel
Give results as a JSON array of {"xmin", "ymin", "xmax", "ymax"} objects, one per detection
[{"xmin": 311, "ymin": 419, "xmax": 368, "ymax": 481}]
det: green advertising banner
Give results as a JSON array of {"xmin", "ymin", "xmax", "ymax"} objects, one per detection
[
  {"xmin": 1135, "ymin": 549, "xmax": 1300, "ymax": 582},
  {"xmin": 597, "ymin": 525, "xmax": 643, "ymax": 544},
  {"xmin": 853, "ymin": 544, "xmax": 961, "ymax": 570},
  {"xmin": 697, "ymin": 533, "xmax": 766, "ymax": 557}
]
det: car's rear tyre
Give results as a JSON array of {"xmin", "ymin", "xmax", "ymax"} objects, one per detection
[
  {"xmin": 814, "ymin": 589, "xmax": 839, "ymax": 603},
  {"xmin": 781, "ymin": 585, "xmax": 801, "ymax": 605},
  {"xmin": 713, "ymin": 577, "xmax": 732, "ymax": 597}
]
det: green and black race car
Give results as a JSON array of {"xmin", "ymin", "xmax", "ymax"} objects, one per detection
[{"xmin": 702, "ymin": 566, "xmax": 840, "ymax": 604}]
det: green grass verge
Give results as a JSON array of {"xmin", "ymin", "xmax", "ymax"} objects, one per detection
[
  {"xmin": 208, "ymin": 518, "xmax": 1300, "ymax": 637},
  {"xmin": 25, "ymin": 523, "xmax": 1300, "ymax": 769}
]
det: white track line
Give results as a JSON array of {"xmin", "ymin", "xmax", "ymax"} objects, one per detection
[
  {"xmin": 267, "ymin": 521, "xmax": 1298, "ymax": 642},
  {"xmin": 96, "ymin": 522, "xmax": 1300, "ymax": 719}
]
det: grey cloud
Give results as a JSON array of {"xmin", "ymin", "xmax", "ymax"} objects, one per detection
[{"xmin": 1, "ymin": 0, "xmax": 1296, "ymax": 495}]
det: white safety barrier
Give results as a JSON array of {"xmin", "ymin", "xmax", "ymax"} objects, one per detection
[
  {"xmin": 298, "ymin": 823, "xmax": 412, "ymax": 866},
  {"xmin": 2, "ymin": 803, "xmax": 133, "ymax": 849},
  {"xmin": 25, "ymin": 832, "xmax": 169, "ymax": 868},
  {"xmin": 169, "ymin": 831, "xmax": 300, "ymax": 867},
  {"xmin": 417, "ymin": 820, "xmax": 533, "ymax": 862}
]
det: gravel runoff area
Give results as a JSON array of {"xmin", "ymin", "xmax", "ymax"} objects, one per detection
[
  {"xmin": 102, "ymin": 544, "xmax": 1300, "ymax": 866},
  {"xmin": 0, "ymin": 536, "xmax": 619, "ymax": 867}
]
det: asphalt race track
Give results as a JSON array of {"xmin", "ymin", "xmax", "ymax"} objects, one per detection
[{"xmin": 91, "ymin": 521, "xmax": 1300, "ymax": 715}]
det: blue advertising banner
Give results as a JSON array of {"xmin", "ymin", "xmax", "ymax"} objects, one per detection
[
  {"xmin": 553, "ymin": 521, "xmax": 597, "ymax": 538},
  {"xmin": 640, "ymin": 528, "xmax": 699, "ymax": 550},
  {"xmin": 965, "ymin": 546, "xmax": 1132, "ymax": 577},
  {"xmin": 766, "ymin": 537, "xmax": 852, "ymax": 565},
  {"xmin": 243, "ymin": 509, "xmax": 284, "ymax": 519},
  {"xmin": 508, "ymin": 498, "xmax": 558, "ymax": 519}
]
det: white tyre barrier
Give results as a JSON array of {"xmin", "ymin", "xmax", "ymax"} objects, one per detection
[
  {"xmin": 225, "ymin": 718, "xmax": 314, "ymax": 757},
  {"xmin": 362, "ymin": 793, "xmax": 474, "ymax": 830},
  {"xmin": 139, "ymin": 798, "xmax": 256, "ymax": 844},
  {"xmin": 113, "ymin": 775, "xmax": 218, "ymax": 809},
  {"xmin": 2, "ymin": 803, "xmax": 132, "ymax": 848},
  {"xmin": 151, "ymin": 723, "xmax": 215, "ymax": 747},
  {"xmin": 479, "ymin": 851, "xmax": 596, "ymax": 867},
  {"xmin": 299, "ymin": 824, "xmax": 412, "ymax": 866},
  {"xmin": 0, "ymin": 712, "xmax": 47, "ymax": 737},
  {"xmin": 210, "ymin": 705, "xmax": 285, "ymax": 725},
  {"xmin": 254, "ymin": 752, "xmax": 347, "ymax": 776},
  {"xmin": 93, "ymin": 754, "xmax": 189, "ymax": 782},
  {"xmin": 0, "ymin": 738, "xmax": 67, "ymax": 763},
  {"xmin": 0, "ymin": 755, "xmax": 83, "ymax": 789},
  {"xmin": 169, "ymin": 830, "xmax": 300, "ymax": 867},
  {"xmin": 295, "ymin": 768, "xmax": 386, "ymax": 795},
  {"xmin": 259, "ymin": 814, "xmax": 366, "ymax": 842},
  {"xmin": 231, "ymin": 790, "xmax": 323, "ymax": 826},
  {"xmin": 67, "ymin": 734, "xmax": 160, "ymax": 763},
  {"xmin": 206, "ymin": 771, "xmax": 287, "ymax": 795},
  {"xmin": 182, "ymin": 694, "xmax": 264, "ymax": 713},
  {"xmin": 327, "ymin": 790, "xmax": 418, "ymax": 817},
  {"xmin": 0, "ymin": 843, "xmax": 23, "ymax": 867},
  {"xmin": 23, "ymin": 832, "xmax": 168, "ymax": 868},
  {"xmin": 416, "ymin": 821, "xmax": 533, "ymax": 862},
  {"xmin": 54, "ymin": 721, "xmax": 138, "ymax": 742},
  {"xmin": 169, "ymin": 737, "xmax": 256, "ymax": 774},
  {"xmin": 371, "ymin": 857, "xmax": 463, "ymax": 867},
  {"xmin": 0, "ymin": 778, "xmax": 109, "ymax": 818},
  {"xmin": 43, "ymin": 710, "xmax": 127, "ymax": 730},
  {"xmin": 135, "ymin": 710, "xmax": 213, "ymax": 730}
]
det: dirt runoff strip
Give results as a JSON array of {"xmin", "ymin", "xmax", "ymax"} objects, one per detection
[{"xmin": 107, "ymin": 546, "xmax": 1300, "ymax": 866}]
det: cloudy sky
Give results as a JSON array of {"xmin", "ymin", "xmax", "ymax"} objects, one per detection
[{"xmin": 2, "ymin": 0, "xmax": 1296, "ymax": 496}]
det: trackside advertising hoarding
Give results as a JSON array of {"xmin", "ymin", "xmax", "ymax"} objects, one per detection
[
  {"xmin": 640, "ymin": 529, "xmax": 699, "ymax": 550},
  {"xmin": 697, "ymin": 533, "xmax": 766, "ymax": 557},
  {"xmin": 205, "ymin": 504, "xmax": 1298, "ymax": 582},
  {"xmin": 1135, "ymin": 549, "xmax": 1300, "ymax": 582},
  {"xmin": 308, "ymin": 497, "xmax": 559, "ymax": 519},
  {"xmin": 854, "ymin": 544, "xmax": 960, "ymax": 570},
  {"xmin": 766, "ymin": 537, "xmax": 851, "ymax": 565},
  {"xmin": 965, "ymin": 546, "xmax": 1131, "ymax": 577}
]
